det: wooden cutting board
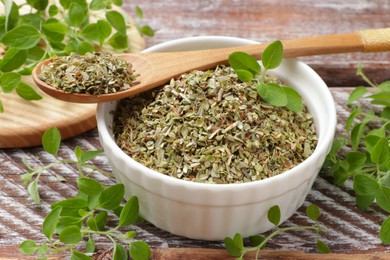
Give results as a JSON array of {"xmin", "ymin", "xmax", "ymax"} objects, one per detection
[
  {"xmin": 0, "ymin": 23, "xmax": 145, "ymax": 148},
  {"xmin": 0, "ymin": 75, "xmax": 97, "ymax": 148}
]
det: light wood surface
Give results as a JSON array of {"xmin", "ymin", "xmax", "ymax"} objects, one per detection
[
  {"xmin": 0, "ymin": 0, "xmax": 389, "ymax": 259},
  {"xmin": 0, "ymin": 76, "xmax": 97, "ymax": 148}
]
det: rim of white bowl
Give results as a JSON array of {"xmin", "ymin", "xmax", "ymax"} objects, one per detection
[{"xmin": 97, "ymin": 36, "xmax": 337, "ymax": 193}]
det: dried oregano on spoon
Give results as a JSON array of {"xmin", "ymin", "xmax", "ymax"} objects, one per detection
[{"xmin": 39, "ymin": 52, "xmax": 139, "ymax": 95}]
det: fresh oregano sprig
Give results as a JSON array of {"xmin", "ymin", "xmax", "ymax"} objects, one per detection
[
  {"xmin": 0, "ymin": 0, "xmax": 154, "ymax": 112},
  {"xmin": 323, "ymin": 64, "xmax": 390, "ymax": 244},
  {"xmin": 19, "ymin": 177, "xmax": 151, "ymax": 260},
  {"xmin": 228, "ymin": 40, "xmax": 303, "ymax": 112},
  {"xmin": 21, "ymin": 127, "xmax": 113, "ymax": 205},
  {"xmin": 224, "ymin": 204, "xmax": 329, "ymax": 259}
]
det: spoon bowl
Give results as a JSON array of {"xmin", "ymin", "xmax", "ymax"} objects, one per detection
[{"xmin": 32, "ymin": 28, "xmax": 390, "ymax": 103}]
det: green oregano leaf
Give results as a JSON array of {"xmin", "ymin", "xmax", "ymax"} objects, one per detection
[
  {"xmin": 355, "ymin": 194, "xmax": 375, "ymax": 210},
  {"xmin": 249, "ymin": 235, "xmax": 266, "ymax": 247},
  {"xmin": 108, "ymin": 32, "xmax": 128, "ymax": 50},
  {"xmin": 346, "ymin": 86, "xmax": 368, "ymax": 105},
  {"xmin": 370, "ymin": 137, "xmax": 389, "ymax": 165},
  {"xmin": 235, "ymin": 69, "xmax": 254, "ymax": 82},
  {"xmin": 135, "ymin": 6, "xmax": 143, "ymax": 19},
  {"xmin": 111, "ymin": 0, "xmax": 123, "ymax": 6},
  {"xmin": 80, "ymin": 150, "xmax": 103, "ymax": 164},
  {"xmin": 19, "ymin": 240, "xmax": 37, "ymax": 255},
  {"xmin": 376, "ymin": 184, "xmax": 390, "ymax": 213},
  {"xmin": 87, "ymin": 217, "xmax": 98, "ymax": 231},
  {"xmin": 113, "ymin": 242, "xmax": 127, "ymax": 260},
  {"xmin": 89, "ymin": 0, "xmax": 106, "ymax": 10},
  {"xmin": 28, "ymin": 179, "xmax": 40, "ymax": 205},
  {"xmin": 267, "ymin": 205, "xmax": 281, "ymax": 226},
  {"xmin": 130, "ymin": 241, "xmax": 151, "ymax": 260},
  {"xmin": 106, "ymin": 11, "xmax": 127, "ymax": 35},
  {"xmin": 119, "ymin": 196, "xmax": 139, "ymax": 227},
  {"xmin": 224, "ymin": 234, "xmax": 243, "ymax": 257},
  {"xmin": 380, "ymin": 216, "xmax": 390, "ymax": 244},
  {"xmin": 0, "ymin": 72, "xmax": 21, "ymax": 93},
  {"xmin": 48, "ymin": 5, "xmax": 59, "ymax": 16},
  {"xmin": 68, "ymin": 2, "xmax": 86, "ymax": 27},
  {"xmin": 95, "ymin": 210, "xmax": 108, "ymax": 230},
  {"xmin": 316, "ymin": 239, "xmax": 330, "ymax": 253},
  {"xmin": 42, "ymin": 19, "xmax": 67, "ymax": 42},
  {"xmin": 283, "ymin": 86, "xmax": 303, "ymax": 112},
  {"xmin": 98, "ymin": 184, "xmax": 125, "ymax": 210},
  {"xmin": 77, "ymin": 177, "xmax": 104, "ymax": 196},
  {"xmin": 306, "ymin": 204, "xmax": 321, "ymax": 221},
  {"xmin": 345, "ymin": 152, "xmax": 366, "ymax": 171},
  {"xmin": 139, "ymin": 25, "xmax": 155, "ymax": 37},
  {"xmin": 262, "ymin": 40, "xmax": 283, "ymax": 70},
  {"xmin": 228, "ymin": 51, "xmax": 260, "ymax": 76},
  {"xmin": 0, "ymin": 49, "xmax": 28, "ymax": 72},
  {"xmin": 59, "ymin": 225, "xmax": 82, "ymax": 244},
  {"xmin": 27, "ymin": 0, "xmax": 49, "ymax": 11},
  {"xmin": 71, "ymin": 251, "xmax": 92, "ymax": 260},
  {"xmin": 43, "ymin": 207, "xmax": 62, "ymax": 240},
  {"xmin": 257, "ymin": 83, "xmax": 288, "ymax": 107},
  {"xmin": 42, "ymin": 127, "xmax": 61, "ymax": 156},
  {"xmin": 15, "ymin": 82, "xmax": 43, "ymax": 101},
  {"xmin": 1, "ymin": 25, "xmax": 41, "ymax": 49},
  {"xmin": 86, "ymin": 236, "xmax": 96, "ymax": 253},
  {"xmin": 0, "ymin": 100, "xmax": 3, "ymax": 113},
  {"xmin": 353, "ymin": 174, "xmax": 378, "ymax": 196}
]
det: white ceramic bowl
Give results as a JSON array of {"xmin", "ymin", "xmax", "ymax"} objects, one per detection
[{"xmin": 97, "ymin": 36, "xmax": 337, "ymax": 241}]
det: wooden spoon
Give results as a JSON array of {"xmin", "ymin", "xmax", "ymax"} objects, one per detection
[{"xmin": 32, "ymin": 28, "xmax": 390, "ymax": 103}]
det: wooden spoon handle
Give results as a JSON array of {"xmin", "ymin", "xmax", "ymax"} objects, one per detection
[
  {"xmin": 280, "ymin": 28, "xmax": 390, "ymax": 58},
  {"xmin": 357, "ymin": 28, "xmax": 390, "ymax": 52}
]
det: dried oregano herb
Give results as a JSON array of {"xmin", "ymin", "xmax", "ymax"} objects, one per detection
[
  {"xmin": 114, "ymin": 65, "xmax": 317, "ymax": 184},
  {"xmin": 39, "ymin": 52, "xmax": 139, "ymax": 95}
]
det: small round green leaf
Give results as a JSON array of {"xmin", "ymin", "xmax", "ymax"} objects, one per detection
[
  {"xmin": 345, "ymin": 152, "xmax": 366, "ymax": 171},
  {"xmin": 228, "ymin": 51, "xmax": 260, "ymax": 76},
  {"xmin": 0, "ymin": 72, "xmax": 21, "ymax": 93},
  {"xmin": 113, "ymin": 242, "xmax": 128, "ymax": 260},
  {"xmin": 306, "ymin": 204, "xmax": 321, "ymax": 221},
  {"xmin": 68, "ymin": 2, "xmax": 86, "ymax": 26},
  {"xmin": 130, "ymin": 241, "xmax": 151, "ymax": 260},
  {"xmin": 19, "ymin": 240, "xmax": 37, "ymax": 255},
  {"xmin": 86, "ymin": 236, "xmax": 96, "ymax": 253},
  {"xmin": 370, "ymin": 137, "xmax": 389, "ymax": 165},
  {"xmin": 0, "ymin": 49, "xmax": 28, "ymax": 72},
  {"xmin": 42, "ymin": 127, "xmax": 61, "ymax": 156},
  {"xmin": 347, "ymin": 86, "xmax": 368, "ymax": 105},
  {"xmin": 16, "ymin": 82, "xmax": 43, "ymax": 101},
  {"xmin": 1, "ymin": 25, "xmax": 41, "ymax": 49},
  {"xmin": 235, "ymin": 69, "xmax": 254, "ymax": 83},
  {"xmin": 376, "ymin": 184, "xmax": 390, "ymax": 213},
  {"xmin": 48, "ymin": 5, "xmax": 59, "ymax": 16},
  {"xmin": 356, "ymin": 194, "xmax": 375, "ymax": 210},
  {"xmin": 267, "ymin": 205, "xmax": 281, "ymax": 226},
  {"xmin": 316, "ymin": 239, "xmax": 330, "ymax": 253},
  {"xmin": 77, "ymin": 177, "xmax": 104, "ymax": 196},
  {"xmin": 87, "ymin": 217, "xmax": 99, "ymax": 231},
  {"xmin": 223, "ymin": 236, "xmax": 242, "ymax": 257},
  {"xmin": 43, "ymin": 206, "xmax": 62, "ymax": 240},
  {"xmin": 59, "ymin": 225, "xmax": 82, "ymax": 244},
  {"xmin": 380, "ymin": 216, "xmax": 390, "ymax": 244},
  {"xmin": 257, "ymin": 83, "xmax": 288, "ymax": 107},
  {"xmin": 119, "ymin": 196, "xmax": 139, "ymax": 227},
  {"xmin": 27, "ymin": 180, "xmax": 40, "ymax": 205},
  {"xmin": 71, "ymin": 251, "xmax": 92, "ymax": 260},
  {"xmin": 249, "ymin": 235, "xmax": 266, "ymax": 247},
  {"xmin": 90, "ymin": 0, "xmax": 106, "ymax": 10},
  {"xmin": 106, "ymin": 11, "xmax": 127, "ymax": 35},
  {"xmin": 283, "ymin": 86, "xmax": 303, "ymax": 112},
  {"xmin": 108, "ymin": 32, "xmax": 129, "ymax": 50},
  {"xmin": 95, "ymin": 210, "xmax": 108, "ymax": 230},
  {"xmin": 261, "ymin": 40, "xmax": 283, "ymax": 70},
  {"xmin": 98, "ymin": 184, "xmax": 125, "ymax": 210},
  {"xmin": 353, "ymin": 174, "xmax": 378, "ymax": 196},
  {"xmin": 140, "ymin": 25, "xmax": 155, "ymax": 37}
]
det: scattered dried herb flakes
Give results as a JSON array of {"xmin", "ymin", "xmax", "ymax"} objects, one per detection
[
  {"xmin": 39, "ymin": 52, "xmax": 138, "ymax": 95},
  {"xmin": 114, "ymin": 66, "xmax": 317, "ymax": 184}
]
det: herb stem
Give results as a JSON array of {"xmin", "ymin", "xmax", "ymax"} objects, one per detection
[{"xmin": 241, "ymin": 225, "xmax": 321, "ymax": 259}]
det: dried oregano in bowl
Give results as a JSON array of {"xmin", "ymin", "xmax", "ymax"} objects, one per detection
[{"xmin": 113, "ymin": 65, "xmax": 317, "ymax": 184}]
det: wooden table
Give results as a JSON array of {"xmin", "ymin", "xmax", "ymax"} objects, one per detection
[{"xmin": 0, "ymin": 0, "xmax": 389, "ymax": 259}]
